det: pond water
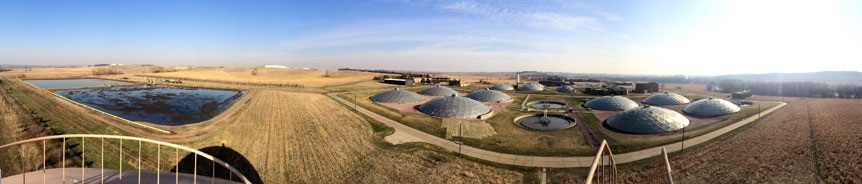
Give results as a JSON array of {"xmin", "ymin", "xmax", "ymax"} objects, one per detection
[
  {"xmin": 514, "ymin": 114, "xmax": 576, "ymax": 131},
  {"xmin": 55, "ymin": 85, "xmax": 246, "ymax": 126},
  {"xmin": 26, "ymin": 79, "xmax": 131, "ymax": 88},
  {"xmin": 529, "ymin": 101, "xmax": 566, "ymax": 109}
]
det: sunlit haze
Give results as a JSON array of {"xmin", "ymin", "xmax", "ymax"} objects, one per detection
[{"xmin": 1, "ymin": 0, "xmax": 861, "ymax": 75}]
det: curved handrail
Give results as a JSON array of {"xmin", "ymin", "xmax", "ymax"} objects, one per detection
[{"xmin": 0, "ymin": 134, "xmax": 252, "ymax": 184}]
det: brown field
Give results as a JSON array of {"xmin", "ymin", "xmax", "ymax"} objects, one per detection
[
  {"xmin": 808, "ymin": 99, "xmax": 862, "ymax": 183},
  {"xmin": 0, "ymin": 67, "xmax": 93, "ymax": 78},
  {"xmin": 144, "ymin": 67, "xmax": 379, "ymax": 87},
  {"xmin": 1, "ymin": 75, "xmax": 531, "ymax": 183},
  {"xmin": 185, "ymin": 90, "xmax": 526, "ymax": 183},
  {"xmin": 0, "ymin": 65, "xmax": 181, "ymax": 79},
  {"xmin": 604, "ymin": 98, "xmax": 815, "ymax": 183}
]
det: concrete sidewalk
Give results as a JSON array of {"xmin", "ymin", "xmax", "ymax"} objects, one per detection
[{"xmin": 329, "ymin": 93, "xmax": 786, "ymax": 168}]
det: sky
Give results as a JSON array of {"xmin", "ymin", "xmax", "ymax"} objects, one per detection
[{"xmin": 1, "ymin": 0, "xmax": 861, "ymax": 75}]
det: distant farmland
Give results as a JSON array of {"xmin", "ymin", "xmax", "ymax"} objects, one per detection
[{"xmin": 143, "ymin": 67, "xmax": 379, "ymax": 88}]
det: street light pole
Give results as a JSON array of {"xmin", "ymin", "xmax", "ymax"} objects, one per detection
[
  {"xmin": 459, "ymin": 122, "xmax": 463, "ymax": 156},
  {"xmin": 681, "ymin": 126, "xmax": 686, "ymax": 153}
]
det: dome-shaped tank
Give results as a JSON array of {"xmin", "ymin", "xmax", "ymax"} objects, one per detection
[
  {"xmin": 465, "ymin": 89, "xmax": 512, "ymax": 102},
  {"xmin": 417, "ymin": 85, "xmax": 458, "ymax": 96},
  {"xmin": 584, "ymin": 96, "xmax": 638, "ymax": 111},
  {"xmin": 489, "ymin": 83, "xmax": 515, "ymax": 91},
  {"xmin": 606, "ymin": 106, "xmax": 690, "ymax": 134},
  {"xmin": 643, "ymin": 92, "xmax": 690, "ymax": 105},
  {"xmin": 518, "ymin": 83, "xmax": 545, "ymax": 91},
  {"xmin": 419, "ymin": 95, "xmax": 492, "ymax": 118},
  {"xmin": 684, "ymin": 98, "xmax": 740, "ymax": 117},
  {"xmin": 556, "ymin": 86, "xmax": 575, "ymax": 93},
  {"xmin": 369, "ymin": 88, "xmax": 424, "ymax": 103}
]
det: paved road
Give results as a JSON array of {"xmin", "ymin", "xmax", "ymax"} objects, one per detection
[{"xmin": 328, "ymin": 93, "xmax": 786, "ymax": 168}]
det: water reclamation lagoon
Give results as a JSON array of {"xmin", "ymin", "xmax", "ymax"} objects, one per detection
[{"xmin": 54, "ymin": 85, "xmax": 246, "ymax": 126}]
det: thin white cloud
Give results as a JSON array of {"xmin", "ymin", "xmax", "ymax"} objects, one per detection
[{"xmin": 436, "ymin": 0, "xmax": 603, "ymax": 31}]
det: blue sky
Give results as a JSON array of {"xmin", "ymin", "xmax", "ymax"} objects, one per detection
[{"xmin": 1, "ymin": 0, "xmax": 861, "ymax": 75}]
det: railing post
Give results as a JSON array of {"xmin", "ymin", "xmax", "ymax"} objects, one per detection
[
  {"xmin": 176, "ymin": 148, "xmax": 179, "ymax": 184},
  {"xmin": 194, "ymin": 154, "xmax": 198, "ymax": 184},
  {"xmin": 138, "ymin": 140, "xmax": 141, "ymax": 184},
  {"xmin": 82, "ymin": 137, "xmax": 85, "ymax": 183},
  {"xmin": 43, "ymin": 140, "xmax": 46, "ymax": 184},
  {"xmin": 662, "ymin": 147, "xmax": 674, "ymax": 184},
  {"xmin": 157, "ymin": 144, "xmax": 161, "ymax": 184},
  {"xmin": 101, "ymin": 137, "xmax": 104, "ymax": 184},
  {"xmin": 119, "ymin": 139, "xmax": 123, "ymax": 183},
  {"xmin": 62, "ymin": 138, "xmax": 66, "ymax": 184},
  {"xmin": 21, "ymin": 145, "xmax": 25, "ymax": 184}
]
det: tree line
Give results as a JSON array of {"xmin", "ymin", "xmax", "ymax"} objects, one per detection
[{"xmin": 708, "ymin": 79, "xmax": 861, "ymax": 98}]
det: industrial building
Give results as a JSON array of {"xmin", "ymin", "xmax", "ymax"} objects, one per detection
[
  {"xmin": 489, "ymin": 83, "xmax": 515, "ymax": 91},
  {"xmin": 418, "ymin": 95, "xmax": 493, "ymax": 119},
  {"xmin": 556, "ymin": 86, "xmax": 575, "ymax": 93},
  {"xmin": 584, "ymin": 87, "xmax": 630, "ymax": 96},
  {"xmin": 635, "ymin": 82, "xmax": 660, "ymax": 93},
  {"xmin": 584, "ymin": 96, "xmax": 639, "ymax": 111},
  {"xmin": 465, "ymin": 89, "xmax": 512, "ymax": 102},
  {"xmin": 683, "ymin": 98, "xmax": 741, "ymax": 117},
  {"xmin": 606, "ymin": 106, "xmax": 690, "ymax": 134},
  {"xmin": 369, "ymin": 88, "xmax": 424, "ymax": 103},
  {"xmin": 518, "ymin": 83, "xmax": 545, "ymax": 91},
  {"xmin": 643, "ymin": 92, "xmax": 691, "ymax": 105},
  {"xmin": 417, "ymin": 85, "xmax": 458, "ymax": 96},
  {"xmin": 732, "ymin": 91, "xmax": 753, "ymax": 99}
]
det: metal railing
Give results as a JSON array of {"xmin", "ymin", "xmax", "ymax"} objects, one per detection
[
  {"xmin": 586, "ymin": 140, "xmax": 617, "ymax": 184},
  {"xmin": 645, "ymin": 147, "xmax": 674, "ymax": 184},
  {"xmin": 0, "ymin": 134, "xmax": 252, "ymax": 184}
]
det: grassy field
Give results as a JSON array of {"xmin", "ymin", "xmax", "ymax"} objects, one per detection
[
  {"xmin": 184, "ymin": 90, "xmax": 529, "ymax": 183},
  {"xmin": 1, "ymin": 76, "xmax": 534, "ymax": 183},
  {"xmin": 339, "ymin": 82, "xmax": 779, "ymax": 156},
  {"xmin": 808, "ymin": 98, "xmax": 862, "ymax": 183},
  {"xmin": 584, "ymin": 100, "xmax": 781, "ymax": 153},
  {"xmin": 144, "ymin": 67, "xmax": 379, "ymax": 88},
  {"xmin": 340, "ymin": 86, "xmax": 598, "ymax": 156}
]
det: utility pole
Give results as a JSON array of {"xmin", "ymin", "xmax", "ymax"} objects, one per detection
[
  {"xmin": 459, "ymin": 122, "xmax": 463, "ymax": 156},
  {"xmin": 681, "ymin": 126, "xmax": 686, "ymax": 153}
]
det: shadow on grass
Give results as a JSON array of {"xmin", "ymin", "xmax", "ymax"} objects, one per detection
[{"xmin": 171, "ymin": 145, "xmax": 263, "ymax": 184}]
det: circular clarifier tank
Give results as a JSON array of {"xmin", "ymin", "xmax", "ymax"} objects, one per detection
[
  {"xmin": 528, "ymin": 101, "xmax": 567, "ymax": 109},
  {"xmin": 514, "ymin": 114, "xmax": 576, "ymax": 131}
]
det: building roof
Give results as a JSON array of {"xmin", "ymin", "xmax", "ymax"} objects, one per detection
[
  {"xmin": 643, "ymin": 92, "xmax": 691, "ymax": 105},
  {"xmin": 369, "ymin": 88, "xmax": 424, "ymax": 103},
  {"xmin": 518, "ymin": 83, "xmax": 545, "ymax": 91},
  {"xmin": 418, "ymin": 95, "xmax": 492, "ymax": 118},
  {"xmin": 606, "ymin": 106, "xmax": 690, "ymax": 134},
  {"xmin": 417, "ymin": 85, "xmax": 458, "ymax": 96},
  {"xmin": 465, "ymin": 89, "xmax": 512, "ymax": 102},
  {"xmin": 489, "ymin": 83, "xmax": 515, "ymax": 91},
  {"xmin": 556, "ymin": 86, "xmax": 575, "ymax": 93},
  {"xmin": 683, "ymin": 98, "xmax": 740, "ymax": 117},
  {"xmin": 584, "ymin": 96, "xmax": 639, "ymax": 111}
]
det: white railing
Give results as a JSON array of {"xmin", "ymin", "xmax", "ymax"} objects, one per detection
[
  {"xmin": 0, "ymin": 134, "xmax": 252, "ymax": 184},
  {"xmin": 645, "ymin": 147, "xmax": 674, "ymax": 184},
  {"xmin": 585, "ymin": 141, "xmax": 675, "ymax": 184},
  {"xmin": 586, "ymin": 140, "xmax": 617, "ymax": 184}
]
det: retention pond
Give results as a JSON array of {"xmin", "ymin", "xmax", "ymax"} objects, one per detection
[{"xmin": 54, "ymin": 85, "xmax": 245, "ymax": 126}]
